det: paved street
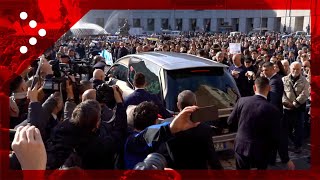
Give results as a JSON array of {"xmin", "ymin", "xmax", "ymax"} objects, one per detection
[{"xmin": 218, "ymin": 138, "xmax": 311, "ymax": 170}]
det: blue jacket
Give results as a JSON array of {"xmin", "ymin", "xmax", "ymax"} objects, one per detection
[{"xmin": 124, "ymin": 122, "xmax": 172, "ymax": 169}]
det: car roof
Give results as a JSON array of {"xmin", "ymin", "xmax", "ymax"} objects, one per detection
[{"xmin": 122, "ymin": 52, "xmax": 228, "ymax": 70}]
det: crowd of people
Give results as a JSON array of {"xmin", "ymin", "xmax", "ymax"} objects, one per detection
[{"xmin": 8, "ymin": 31, "xmax": 311, "ymax": 172}]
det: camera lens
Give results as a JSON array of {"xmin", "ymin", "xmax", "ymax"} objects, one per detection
[{"xmin": 134, "ymin": 153, "xmax": 167, "ymax": 170}]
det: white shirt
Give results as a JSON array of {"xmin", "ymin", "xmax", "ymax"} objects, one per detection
[
  {"xmin": 51, "ymin": 113, "xmax": 58, "ymax": 121},
  {"xmin": 255, "ymin": 93, "xmax": 268, "ymax": 100},
  {"xmin": 135, "ymin": 87, "xmax": 145, "ymax": 90}
]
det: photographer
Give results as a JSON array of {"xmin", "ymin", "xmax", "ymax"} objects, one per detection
[
  {"xmin": 9, "ymin": 75, "xmax": 29, "ymax": 129},
  {"xmin": 92, "ymin": 69, "xmax": 106, "ymax": 89},
  {"xmin": 14, "ymin": 88, "xmax": 64, "ymax": 142},
  {"xmin": 10, "ymin": 84, "xmax": 64, "ymax": 170},
  {"xmin": 46, "ymin": 83, "xmax": 127, "ymax": 169}
]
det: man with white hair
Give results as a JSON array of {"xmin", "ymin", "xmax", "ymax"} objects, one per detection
[
  {"xmin": 282, "ymin": 62, "xmax": 310, "ymax": 154},
  {"xmin": 281, "ymin": 59, "xmax": 290, "ymax": 75},
  {"xmin": 214, "ymin": 51, "xmax": 229, "ymax": 65}
]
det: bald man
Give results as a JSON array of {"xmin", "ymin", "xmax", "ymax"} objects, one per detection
[
  {"xmin": 160, "ymin": 90, "xmax": 223, "ymax": 169},
  {"xmin": 81, "ymin": 89, "xmax": 114, "ymax": 122},
  {"xmin": 229, "ymin": 54, "xmax": 252, "ymax": 96},
  {"xmin": 82, "ymin": 89, "xmax": 96, "ymax": 102},
  {"xmin": 92, "ymin": 69, "xmax": 105, "ymax": 89}
]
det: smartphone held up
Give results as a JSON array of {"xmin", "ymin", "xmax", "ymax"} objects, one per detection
[{"xmin": 190, "ymin": 105, "xmax": 219, "ymax": 123}]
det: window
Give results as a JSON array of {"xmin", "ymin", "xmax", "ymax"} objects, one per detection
[
  {"xmin": 190, "ymin": 19, "xmax": 197, "ymax": 31},
  {"xmin": 147, "ymin": 18, "xmax": 155, "ymax": 31},
  {"xmin": 262, "ymin": 18, "xmax": 268, "ymax": 28},
  {"xmin": 204, "ymin": 18, "xmax": 211, "ymax": 32},
  {"xmin": 128, "ymin": 58, "xmax": 161, "ymax": 95},
  {"xmin": 175, "ymin": 18, "xmax": 182, "ymax": 31},
  {"xmin": 108, "ymin": 64, "xmax": 128, "ymax": 82},
  {"xmin": 166, "ymin": 67, "xmax": 240, "ymax": 112},
  {"xmin": 133, "ymin": 18, "xmax": 141, "ymax": 27},
  {"xmin": 161, "ymin": 18, "xmax": 169, "ymax": 30},
  {"xmin": 218, "ymin": 18, "xmax": 224, "ymax": 26}
]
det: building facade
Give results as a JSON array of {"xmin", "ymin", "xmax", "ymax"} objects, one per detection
[{"xmin": 80, "ymin": 10, "xmax": 310, "ymax": 34}]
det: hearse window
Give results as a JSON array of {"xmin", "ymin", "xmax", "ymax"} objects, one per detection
[
  {"xmin": 109, "ymin": 64, "xmax": 128, "ymax": 81},
  {"xmin": 129, "ymin": 59, "xmax": 161, "ymax": 95}
]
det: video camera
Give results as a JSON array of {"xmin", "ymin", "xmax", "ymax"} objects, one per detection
[
  {"xmin": 95, "ymin": 83, "xmax": 116, "ymax": 109},
  {"xmin": 133, "ymin": 153, "xmax": 167, "ymax": 170},
  {"xmin": 73, "ymin": 58, "xmax": 93, "ymax": 75},
  {"xmin": 43, "ymin": 57, "xmax": 93, "ymax": 94}
]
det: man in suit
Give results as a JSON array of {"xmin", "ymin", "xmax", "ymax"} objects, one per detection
[
  {"xmin": 262, "ymin": 62, "xmax": 287, "ymax": 165},
  {"xmin": 262, "ymin": 62, "xmax": 284, "ymax": 113},
  {"xmin": 117, "ymin": 42, "xmax": 129, "ymax": 59},
  {"xmin": 227, "ymin": 77, "xmax": 294, "ymax": 170},
  {"xmin": 124, "ymin": 72, "xmax": 172, "ymax": 119}
]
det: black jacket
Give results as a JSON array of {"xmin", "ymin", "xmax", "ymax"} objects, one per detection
[
  {"xmin": 159, "ymin": 123, "xmax": 223, "ymax": 169},
  {"xmin": 46, "ymin": 103, "xmax": 127, "ymax": 169},
  {"xmin": 124, "ymin": 89, "xmax": 172, "ymax": 119},
  {"xmin": 227, "ymin": 95, "xmax": 289, "ymax": 166},
  {"xmin": 15, "ymin": 94, "xmax": 59, "ymax": 141},
  {"xmin": 268, "ymin": 73, "xmax": 284, "ymax": 113},
  {"xmin": 117, "ymin": 46, "xmax": 129, "ymax": 59},
  {"xmin": 124, "ymin": 121, "xmax": 223, "ymax": 170}
]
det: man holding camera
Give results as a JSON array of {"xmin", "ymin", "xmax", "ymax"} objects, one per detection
[{"xmin": 45, "ymin": 83, "xmax": 127, "ymax": 169}]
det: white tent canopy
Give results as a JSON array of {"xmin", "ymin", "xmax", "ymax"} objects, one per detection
[{"xmin": 70, "ymin": 22, "xmax": 109, "ymax": 36}]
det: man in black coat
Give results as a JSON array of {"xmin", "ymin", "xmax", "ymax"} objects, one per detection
[
  {"xmin": 262, "ymin": 62, "xmax": 287, "ymax": 165},
  {"xmin": 262, "ymin": 62, "xmax": 284, "ymax": 112},
  {"xmin": 159, "ymin": 90, "xmax": 223, "ymax": 169},
  {"xmin": 27, "ymin": 84, "xmax": 127, "ymax": 170},
  {"xmin": 124, "ymin": 72, "xmax": 172, "ymax": 119},
  {"xmin": 14, "ymin": 92, "xmax": 64, "ymax": 142},
  {"xmin": 227, "ymin": 77, "xmax": 294, "ymax": 170},
  {"xmin": 117, "ymin": 42, "xmax": 129, "ymax": 59}
]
